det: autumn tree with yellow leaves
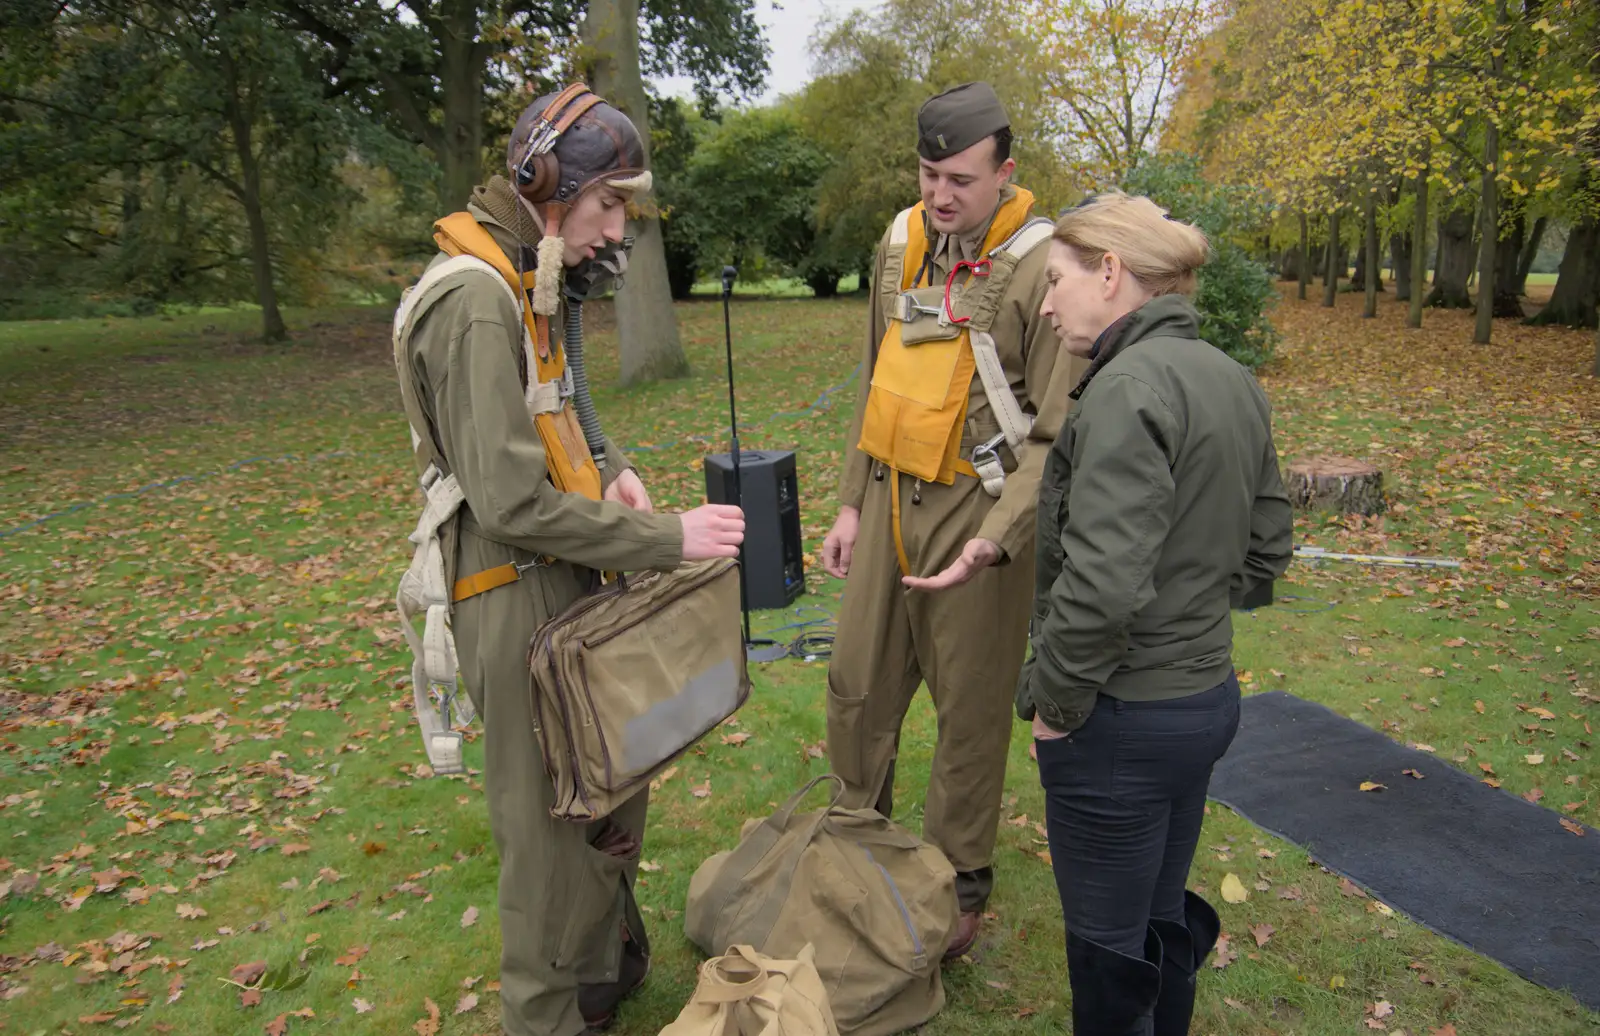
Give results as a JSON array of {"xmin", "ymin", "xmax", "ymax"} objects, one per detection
[{"xmin": 1167, "ymin": 0, "xmax": 1599, "ymax": 345}]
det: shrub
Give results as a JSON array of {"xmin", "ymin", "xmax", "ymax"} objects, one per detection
[{"xmin": 1123, "ymin": 154, "xmax": 1279, "ymax": 369}]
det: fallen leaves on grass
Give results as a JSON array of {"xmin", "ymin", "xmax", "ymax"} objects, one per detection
[
  {"xmin": 461, "ymin": 905, "xmax": 479, "ymax": 928},
  {"xmin": 456, "ymin": 992, "xmax": 480, "ymax": 1014},
  {"xmin": 1249, "ymin": 922, "xmax": 1275, "ymax": 947},
  {"xmin": 1220, "ymin": 873, "xmax": 1248, "ymax": 904},
  {"xmin": 231, "ymin": 961, "xmax": 268, "ymax": 986},
  {"xmin": 353, "ymin": 998, "xmax": 374, "ymax": 1014},
  {"xmin": 414, "ymin": 997, "xmax": 442, "ymax": 1035},
  {"xmin": 1211, "ymin": 934, "xmax": 1237, "ymax": 969},
  {"xmin": 1560, "ymin": 818, "xmax": 1585, "ymax": 837},
  {"xmin": 1359, "ymin": 781, "xmax": 1386, "ymax": 792}
]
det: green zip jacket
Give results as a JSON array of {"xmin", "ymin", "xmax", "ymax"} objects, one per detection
[{"xmin": 1018, "ymin": 294, "xmax": 1292, "ymax": 734}]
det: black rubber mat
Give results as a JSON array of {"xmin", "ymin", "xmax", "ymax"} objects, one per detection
[{"xmin": 1209, "ymin": 690, "xmax": 1600, "ymax": 1010}]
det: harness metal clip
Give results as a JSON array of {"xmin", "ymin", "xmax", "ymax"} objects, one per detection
[{"xmin": 970, "ymin": 431, "xmax": 1007, "ymax": 470}]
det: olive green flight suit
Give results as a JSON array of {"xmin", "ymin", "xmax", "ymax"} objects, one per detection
[
  {"xmin": 397, "ymin": 205, "xmax": 683, "ymax": 1036},
  {"xmin": 826, "ymin": 187, "xmax": 1089, "ymax": 912}
]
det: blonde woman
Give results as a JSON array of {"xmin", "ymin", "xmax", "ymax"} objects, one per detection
[{"xmin": 1019, "ymin": 192, "xmax": 1292, "ymax": 1035}]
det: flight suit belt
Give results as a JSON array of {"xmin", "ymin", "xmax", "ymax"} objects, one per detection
[
  {"xmin": 452, "ymin": 511, "xmax": 557, "ymax": 603},
  {"xmin": 452, "ymin": 560, "xmax": 550, "ymax": 603}
]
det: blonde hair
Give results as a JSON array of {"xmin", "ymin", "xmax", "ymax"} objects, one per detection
[{"xmin": 1052, "ymin": 191, "xmax": 1210, "ymax": 297}]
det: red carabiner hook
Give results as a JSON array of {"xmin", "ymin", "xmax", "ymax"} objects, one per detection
[{"xmin": 943, "ymin": 258, "xmax": 992, "ymax": 324}]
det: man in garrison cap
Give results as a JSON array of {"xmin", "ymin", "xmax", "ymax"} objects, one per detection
[{"xmin": 821, "ymin": 81, "xmax": 1090, "ymax": 961}]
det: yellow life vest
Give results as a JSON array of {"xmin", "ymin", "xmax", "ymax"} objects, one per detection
[
  {"xmin": 856, "ymin": 188, "xmax": 1044, "ymax": 487},
  {"xmin": 431, "ymin": 212, "xmax": 604, "ymax": 503}
]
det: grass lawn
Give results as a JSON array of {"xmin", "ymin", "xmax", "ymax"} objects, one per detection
[{"xmin": 1, "ymin": 286, "xmax": 1596, "ymax": 1036}]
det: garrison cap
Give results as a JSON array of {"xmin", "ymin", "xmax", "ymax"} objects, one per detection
[{"xmin": 916, "ymin": 81, "xmax": 1010, "ymax": 161}]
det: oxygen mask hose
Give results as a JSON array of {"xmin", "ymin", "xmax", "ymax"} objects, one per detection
[{"xmin": 563, "ymin": 301, "xmax": 608, "ymax": 469}]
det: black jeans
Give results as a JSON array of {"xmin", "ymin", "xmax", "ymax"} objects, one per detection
[{"xmin": 1035, "ymin": 674, "xmax": 1241, "ymax": 956}]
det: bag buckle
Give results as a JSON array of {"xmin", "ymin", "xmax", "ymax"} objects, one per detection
[{"xmin": 514, "ymin": 557, "xmax": 549, "ymax": 575}]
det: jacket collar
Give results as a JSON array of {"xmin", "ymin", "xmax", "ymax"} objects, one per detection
[{"xmin": 1069, "ymin": 294, "xmax": 1202, "ymax": 400}]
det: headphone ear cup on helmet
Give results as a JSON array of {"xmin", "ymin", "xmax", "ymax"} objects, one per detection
[{"xmin": 517, "ymin": 153, "xmax": 559, "ymax": 203}]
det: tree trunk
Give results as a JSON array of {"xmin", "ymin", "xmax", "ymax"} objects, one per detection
[
  {"xmin": 1391, "ymin": 232, "xmax": 1413, "ymax": 302},
  {"xmin": 220, "ymin": 55, "xmax": 286, "ymax": 342},
  {"xmin": 1279, "ymin": 243, "xmax": 1301, "ymax": 282},
  {"xmin": 582, "ymin": 0, "xmax": 690, "ymax": 384},
  {"xmin": 1323, "ymin": 208, "xmax": 1341, "ymax": 307},
  {"xmin": 1492, "ymin": 206, "xmax": 1526, "ymax": 318},
  {"xmin": 121, "ymin": 162, "xmax": 141, "ymax": 232},
  {"xmin": 1363, "ymin": 190, "xmax": 1380, "ymax": 317},
  {"xmin": 1594, "ymin": 321, "xmax": 1599, "ymax": 378},
  {"xmin": 1513, "ymin": 215, "xmax": 1548, "ymax": 295},
  {"xmin": 1474, "ymin": 0, "xmax": 1506, "ymax": 345},
  {"xmin": 1408, "ymin": 168, "xmax": 1427, "ymax": 327},
  {"xmin": 807, "ymin": 270, "xmax": 841, "ymax": 298},
  {"xmin": 1298, "ymin": 210, "xmax": 1310, "ymax": 300},
  {"xmin": 1409, "ymin": 75, "xmax": 1431, "ymax": 327},
  {"xmin": 1425, "ymin": 207, "xmax": 1475, "ymax": 309},
  {"xmin": 436, "ymin": 0, "xmax": 486, "ymax": 210},
  {"xmin": 858, "ymin": 260, "xmax": 871, "ymax": 294},
  {"xmin": 1527, "ymin": 215, "xmax": 1600, "ymax": 328}
]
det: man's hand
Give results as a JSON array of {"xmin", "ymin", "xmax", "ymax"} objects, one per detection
[
  {"xmin": 901, "ymin": 538, "xmax": 1001, "ymax": 591},
  {"xmin": 680, "ymin": 504, "xmax": 745, "ymax": 561},
  {"xmin": 821, "ymin": 506, "xmax": 861, "ymax": 579},
  {"xmin": 604, "ymin": 469, "xmax": 653, "ymax": 513},
  {"xmin": 1032, "ymin": 713, "xmax": 1069, "ymax": 742}
]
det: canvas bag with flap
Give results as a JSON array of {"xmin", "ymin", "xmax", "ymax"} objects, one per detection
[
  {"xmin": 684, "ymin": 776, "xmax": 960, "ymax": 1036},
  {"xmin": 527, "ymin": 557, "xmax": 749, "ymax": 822}
]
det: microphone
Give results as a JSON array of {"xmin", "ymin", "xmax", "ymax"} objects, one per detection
[{"xmin": 721, "ymin": 265, "xmax": 738, "ymax": 297}]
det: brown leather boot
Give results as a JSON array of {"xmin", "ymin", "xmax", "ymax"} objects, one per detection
[
  {"xmin": 943, "ymin": 910, "xmax": 982, "ymax": 962},
  {"xmin": 578, "ymin": 931, "xmax": 650, "ymax": 1031}
]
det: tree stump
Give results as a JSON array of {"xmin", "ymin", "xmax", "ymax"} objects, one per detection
[{"xmin": 1286, "ymin": 456, "xmax": 1387, "ymax": 516}]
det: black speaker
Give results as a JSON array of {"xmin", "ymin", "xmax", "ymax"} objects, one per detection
[{"xmin": 703, "ymin": 449, "xmax": 804, "ymax": 610}]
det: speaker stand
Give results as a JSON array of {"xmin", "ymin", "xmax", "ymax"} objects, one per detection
[{"xmin": 721, "ymin": 265, "xmax": 788, "ymax": 664}]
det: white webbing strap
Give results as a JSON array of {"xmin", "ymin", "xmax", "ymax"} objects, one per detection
[
  {"xmin": 970, "ymin": 331, "xmax": 1034, "ymax": 450},
  {"xmin": 888, "ymin": 207, "xmax": 914, "ymax": 247},
  {"xmin": 996, "ymin": 219, "xmax": 1055, "ymax": 262},
  {"xmin": 961, "ymin": 217, "xmax": 1054, "ymax": 498},
  {"xmin": 390, "ymin": 254, "xmax": 518, "ymax": 777},
  {"xmin": 393, "ymin": 466, "xmax": 475, "ymax": 774}
]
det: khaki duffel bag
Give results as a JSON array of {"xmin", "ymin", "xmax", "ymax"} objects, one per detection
[
  {"xmin": 685, "ymin": 776, "xmax": 959, "ymax": 1036},
  {"xmin": 528, "ymin": 557, "xmax": 750, "ymax": 822},
  {"xmin": 659, "ymin": 943, "xmax": 840, "ymax": 1036}
]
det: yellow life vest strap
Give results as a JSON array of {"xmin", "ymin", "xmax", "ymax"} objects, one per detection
[{"xmin": 428, "ymin": 211, "xmax": 604, "ymax": 502}]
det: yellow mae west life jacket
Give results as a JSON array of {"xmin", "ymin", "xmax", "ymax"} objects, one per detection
[
  {"xmin": 855, "ymin": 189, "xmax": 1055, "ymax": 575},
  {"xmin": 856, "ymin": 188, "xmax": 1051, "ymax": 487}
]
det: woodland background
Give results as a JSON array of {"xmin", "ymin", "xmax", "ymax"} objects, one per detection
[{"xmin": 2, "ymin": 0, "xmax": 1596, "ymax": 373}]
